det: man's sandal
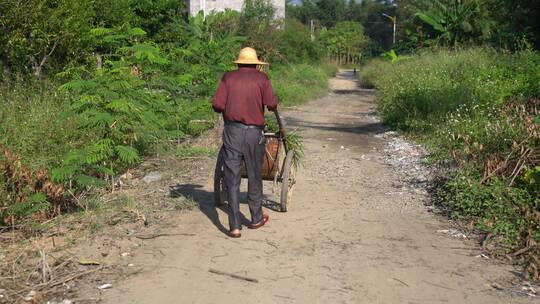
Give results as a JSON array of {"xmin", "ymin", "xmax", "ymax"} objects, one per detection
[
  {"xmin": 247, "ymin": 214, "xmax": 269, "ymax": 229},
  {"xmin": 229, "ymin": 229, "xmax": 241, "ymax": 238}
]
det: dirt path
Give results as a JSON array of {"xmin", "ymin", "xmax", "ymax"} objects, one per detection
[{"xmin": 101, "ymin": 71, "xmax": 534, "ymax": 304}]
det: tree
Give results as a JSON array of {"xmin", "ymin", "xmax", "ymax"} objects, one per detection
[
  {"xmin": 240, "ymin": 0, "xmax": 281, "ymax": 61},
  {"xmin": 0, "ymin": 0, "xmax": 94, "ymax": 78},
  {"xmin": 320, "ymin": 21, "xmax": 369, "ymax": 64},
  {"xmin": 287, "ymin": 0, "xmax": 399, "ymax": 52},
  {"xmin": 316, "ymin": 0, "xmax": 348, "ymax": 27},
  {"xmin": 361, "ymin": 0, "xmax": 397, "ymax": 50},
  {"xmin": 132, "ymin": 0, "xmax": 185, "ymax": 40},
  {"xmin": 278, "ymin": 19, "xmax": 322, "ymax": 63},
  {"xmin": 413, "ymin": 0, "xmax": 493, "ymax": 47},
  {"xmin": 486, "ymin": 0, "xmax": 540, "ymax": 49},
  {"xmin": 92, "ymin": 0, "xmax": 134, "ymax": 27}
]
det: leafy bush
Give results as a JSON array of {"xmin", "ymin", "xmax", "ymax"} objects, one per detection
[
  {"xmin": 57, "ymin": 59, "xmax": 168, "ymax": 187},
  {"xmin": 271, "ymin": 63, "xmax": 336, "ymax": 107},
  {"xmin": 359, "ymin": 58, "xmax": 391, "ymax": 88},
  {"xmin": 439, "ymin": 171, "xmax": 536, "ymax": 243}
]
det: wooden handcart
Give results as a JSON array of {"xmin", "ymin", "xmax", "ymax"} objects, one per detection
[{"xmin": 214, "ymin": 111, "xmax": 296, "ymax": 212}]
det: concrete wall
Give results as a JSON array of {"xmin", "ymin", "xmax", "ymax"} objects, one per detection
[{"xmin": 187, "ymin": 0, "xmax": 285, "ymax": 19}]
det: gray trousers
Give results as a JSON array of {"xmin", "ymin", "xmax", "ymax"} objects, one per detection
[{"xmin": 222, "ymin": 123, "xmax": 265, "ymax": 230}]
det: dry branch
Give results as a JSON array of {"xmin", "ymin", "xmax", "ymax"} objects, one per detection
[
  {"xmin": 208, "ymin": 268, "xmax": 259, "ymax": 283},
  {"xmin": 134, "ymin": 233, "xmax": 196, "ymax": 239}
]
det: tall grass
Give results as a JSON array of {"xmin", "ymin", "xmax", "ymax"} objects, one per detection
[
  {"xmin": 363, "ymin": 48, "xmax": 540, "ymax": 132},
  {"xmin": 362, "ymin": 48, "xmax": 540, "ymax": 278},
  {"xmin": 271, "ymin": 63, "xmax": 337, "ymax": 107},
  {"xmin": 0, "ymin": 81, "xmax": 80, "ymax": 170}
]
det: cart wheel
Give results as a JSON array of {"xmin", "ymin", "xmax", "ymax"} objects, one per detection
[
  {"xmin": 214, "ymin": 148, "xmax": 227, "ymax": 207},
  {"xmin": 280, "ymin": 150, "xmax": 296, "ymax": 212}
]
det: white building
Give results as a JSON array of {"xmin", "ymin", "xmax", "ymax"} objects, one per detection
[{"xmin": 186, "ymin": 0, "xmax": 285, "ymax": 19}]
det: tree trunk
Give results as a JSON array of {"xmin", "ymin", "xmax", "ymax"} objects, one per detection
[
  {"xmin": 96, "ymin": 53, "xmax": 103, "ymax": 69},
  {"xmin": 1, "ymin": 51, "xmax": 9, "ymax": 74},
  {"xmin": 29, "ymin": 55, "xmax": 42, "ymax": 79},
  {"xmin": 30, "ymin": 40, "xmax": 58, "ymax": 80}
]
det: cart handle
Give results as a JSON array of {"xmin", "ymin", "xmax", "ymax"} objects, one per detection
[
  {"xmin": 274, "ymin": 109, "xmax": 289, "ymax": 153},
  {"xmin": 274, "ymin": 109, "xmax": 286, "ymax": 138}
]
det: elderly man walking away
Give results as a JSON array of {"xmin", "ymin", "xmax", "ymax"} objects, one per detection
[{"xmin": 212, "ymin": 47, "xmax": 278, "ymax": 238}]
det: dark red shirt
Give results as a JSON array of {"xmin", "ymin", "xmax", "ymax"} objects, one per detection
[{"xmin": 212, "ymin": 67, "xmax": 278, "ymax": 126}]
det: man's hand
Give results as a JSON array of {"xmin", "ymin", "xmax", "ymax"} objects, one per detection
[{"xmin": 274, "ymin": 110, "xmax": 286, "ymax": 138}]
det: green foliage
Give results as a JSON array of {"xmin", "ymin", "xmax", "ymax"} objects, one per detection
[
  {"xmin": 287, "ymin": 0, "xmax": 347, "ymax": 28},
  {"xmin": 56, "ymin": 43, "xmax": 179, "ymax": 187},
  {"xmin": 277, "ymin": 19, "xmax": 323, "ymax": 63},
  {"xmin": 413, "ymin": 0, "xmax": 493, "ymax": 47},
  {"xmin": 439, "ymin": 172, "xmax": 535, "ymax": 243},
  {"xmin": 241, "ymin": 0, "xmax": 277, "ymax": 29},
  {"xmin": 381, "ymin": 49, "xmax": 410, "ymax": 63},
  {"xmin": 358, "ymin": 58, "xmax": 389, "ymax": 88},
  {"xmin": 240, "ymin": 0, "xmax": 282, "ymax": 62},
  {"xmin": 524, "ymin": 166, "xmax": 540, "ymax": 195},
  {"xmin": 91, "ymin": 26, "xmax": 147, "ymax": 47},
  {"xmin": 92, "ymin": 0, "xmax": 134, "ymax": 27},
  {"xmin": 291, "ymin": 0, "xmax": 540, "ymax": 54},
  {"xmin": 0, "ymin": 0, "xmax": 337, "ymax": 224},
  {"xmin": 131, "ymin": 0, "xmax": 185, "ymax": 39},
  {"xmin": 320, "ymin": 21, "xmax": 369, "ymax": 65},
  {"xmin": 284, "ymin": 132, "xmax": 305, "ymax": 168},
  {"xmin": 364, "ymin": 48, "xmax": 539, "ymax": 131},
  {"xmin": 0, "ymin": 0, "xmax": 94, "ymax": 77},
  {"xmin": 271, "ymin": 63, "xmax": 336, "ymax": 107},
  {"xmin": 5, "ymin": 193, "xmax": 49, "ymax": 221},
  {"xmin": 264, "ymin": 115, "xmax": 305, "ymax": 167},
  {"xmin": 0, "ymin": 81, "xmax": 78, "ymax": 171},
  {"xmin": 288, "ymin": 0, "xmax": 397, "ymax": 53},
  {"xmin": 363, "ymin": 47, "xmax": 540, "ymax": 247},
  {"xmin": 485, "ymin": 0, "xmax": 540, "ymax": 50}
]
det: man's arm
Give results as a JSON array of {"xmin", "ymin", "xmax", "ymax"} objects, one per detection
[
  {"xmin": 262, "ymin": 76, "xmax": 278, "ymax": 112},
  {"xmin": 212, "ymin": 75, "xmax": 227, "ymax": 113}
]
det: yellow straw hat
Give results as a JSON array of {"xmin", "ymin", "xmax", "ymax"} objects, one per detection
[{"xmin": 233, "ymin": 47, "xmax": 268, "ymax": 65}]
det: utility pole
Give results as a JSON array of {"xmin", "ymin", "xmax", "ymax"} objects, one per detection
[
  {"xmin": 310, "ymin": 19, "xmax": 315, "ymax": 42},
  {"xmin": 382, "ymin": 13, "xmax": 396, "ymax": 45},
  {"xmin": 393, "ymin": 16, "xmax": 396, "ymax": 45}
]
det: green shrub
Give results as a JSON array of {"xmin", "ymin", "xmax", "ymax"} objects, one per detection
[
  {"xmin": 0, "ymin": 81, "xmax": 79, "ymax": 171},
  {"xmin": 0, "ymin": 81, "xmax": 81, "ymax": 224},
  {"xmin": 271, "ymin": 63, "xmax": 336, "ymax": 107},
  {"xmin": 359, "ymin": 58, "xmax": 391, "ymax": 88},
  {"xmin": 439, "ymin": 171, "xmax": 532, "ymax": 243}
]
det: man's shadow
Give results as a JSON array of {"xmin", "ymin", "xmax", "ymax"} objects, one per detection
[{"xmin": 170, "ymin": 184, "xmax": 281, "ymax": 235}]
